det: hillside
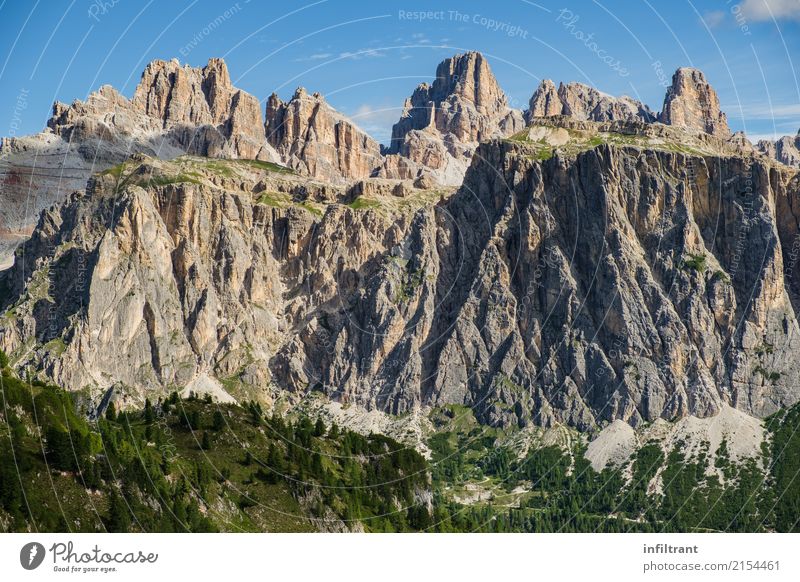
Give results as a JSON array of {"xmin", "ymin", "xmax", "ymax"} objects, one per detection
[{"xmin": 2, "ymin": 358, "xmax": 799, "ymax": 532}]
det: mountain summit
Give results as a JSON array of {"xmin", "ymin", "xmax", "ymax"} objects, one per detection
[
  {"xmin": 660, "ymin": 67, "xmax": 731, "ymax": 138},
  {"xmin": 384, "ymin": 51, "xmax": 524, "ymax": 184}
]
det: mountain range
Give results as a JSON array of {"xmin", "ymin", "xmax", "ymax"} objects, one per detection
[
  {"xmin": 1, "ymin": 51, "xmax": 800, "ymax": 435},
  {"xmin": 3, "ymin": 48, "xmax": 800, "ymax": 533}
]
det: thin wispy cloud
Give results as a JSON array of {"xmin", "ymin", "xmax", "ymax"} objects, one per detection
[
  {"xmin": 339, "ymin": 48, "xmax": 387, "ymax": 60},
  {"xmin": 747, "ymin": 131, "xmax": 798, "ymax": 143},
  {"xmin": 294, "ymin": 52, "xmax": 333, "ymax": 62},
  {"xmin": 702, "ymin": 10, "xmax": 726, "ymax": 28},
  {"xmin": 411, "ymin": 32, "xmax": 431, "ymax": 45}
]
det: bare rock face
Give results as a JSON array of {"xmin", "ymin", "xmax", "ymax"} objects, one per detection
[
  {"xmin": 758, "ymin": 131, "xmax": 800, "ymax": 168},
  {"xmin": 660, "ymin": 67, "xmax": 730, "ymax": 138},
  {"xmin": 526, "ymin": 80, "xmax": 655, "ymax": 123},
  {"xmin": 48, "ymin": 58, "xmax": 274, "ymax": 161},
  {"xmin": 265, "ymin": 88, "xmax": 382, "ymax": 182},
  {"xmin": 1, "ymin": 58, "xmax": 278, "ymax": 267},
  {"xmin": 386, "ymin": 52, "xmax": 524, "ymax": 184},
  {"xmin": 527, "ymin": 79, "xmax": 561, "ymax": 118},
  {"xmin": 3, "ymin": 129, "xmax": 799, "ymax": 430},
  {"xmin": 559, "ymin": 82, "xmax": 655, "ymax": 122},
  {"xmin": 130, "ymin": 57, "xmax": 271, "ymax": 160},
  {"xmin": 0, "ymin": 157, "xmax": 414, "ymax": 404}
]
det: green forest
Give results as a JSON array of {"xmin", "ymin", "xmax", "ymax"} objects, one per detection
[{"xmin": 1, "ymin": 354, "xmax": 799, "ymax": 533}]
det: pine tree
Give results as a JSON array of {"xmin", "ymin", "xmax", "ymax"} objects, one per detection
[
  {"xmin": 45, "ymin": 427, "xmax": 74, "ymax": 471},
  {"xmin": 201, "ymin": 431, "xmax": 211, "ymax": 450},
  {"xmin": 267, "ymin": 443, "xmax": 285, "ymax": 473},
  {"xmin": 105, "ymin": 402, "xmax": 117, "ymax": 422},
  {"xmin": 212, "ymin": 410, "xmax": 225, "ymax": 431},
  {"xmin": 144, "ymin": 399, "xmax": 154, "ymax": 424},
  {"xmin": 106, "ymin": 492, "xmax": 131, "ymax": 532},
  {"xmin": 328, "ymin": 422, "xmax": 340, "ymax": 440}
]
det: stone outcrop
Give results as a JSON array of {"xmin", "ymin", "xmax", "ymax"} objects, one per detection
[
  {"xmin": 0, "ymin": 156, "xmax": 420, "ymax": 407},
  {"xmin": 527, "ymin": 80, "xmax": 655, "ymax": 123},
  {"xmin": 130, "ymin": 57, "xmax": 272, "ymax": 159},
  {"xmin": 49, "ymin": 58, "xmax": 275, "ymax": 161},
  {"xmin": 1, "ymin": 58, "xmax": 281, "ymax": 268},
  {"xmin": 528, "ymin": 68, "xmax": 733, "ymax": 138},
  {"xmin": 3, "ymin": 124, "xmax": 799, "ymax": 430},
  {"xmin": 264, "ymin": 88, "xmax": 382, "ymax": 182},
  {"xmin": 385, "ymin": 52, "xmax": 524, "ymax": 184},
  {"xmin": 527, "ymin": 79, "xmax": 561, "ymax": 118},
  {"xmin": 758, "ymin": 130, "xmax": 800, "ymax": 168},
  {"xmin": 660, "ymin": 67, "xmax": 730, "ymax": 137}
]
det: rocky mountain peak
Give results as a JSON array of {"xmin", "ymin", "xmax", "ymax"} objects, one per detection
[
  {"xmin": 131, "ymin": 57, "xmax": 238, "ymax": 128},
  {"xmin": 757, "ymin": 128, "xmax": 800, "ymax": 168},
  {"xmin": 430, "ymin": 51, "xmax": 506, "ymax": 114},
  {"xmin": 527, "ymin": 79, "xmax": 561, "ymax": 118},
  {"xmin": 201, "ymin": 57, "xmax": 234, "ymax": 123},
  {"xmin": 264, "ymin": 88, "xmax": 381, "ymax": 181},
  {"xmin": 660, "ymin": 67, "xmax": 730, "ymax": 137},
  {"xmin": 526, "ymin": 79, "xmax": 655, "ymax": 123},
  {"xmin": 383, "ymin": 51, "xmax": 523, "ymax": 183}
]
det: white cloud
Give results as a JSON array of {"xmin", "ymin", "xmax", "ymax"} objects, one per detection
[
  {"xmin": 339, "ymin": 48, "xmax": 387, "ymax": 60},
  {"xmin": 738, "ymin": 0, "xmax": 800, "ymax": 21},
  {"xmin": 351, "ymin": 104, "xmax": 401, "ymax": 125},
  {"xmin": 411, "ymin": 32, "xmax": 431, "ymax": 44},
  {"xmin": 702, "ymin": 10, "xmax": 727, "ymax": 27},
  {"xmin": 293, "ymin": 53, "xmax": 333, "ymax": 62},
  {"xmin": 746, "ymin": 132, "xmax": 784, "ymax": 143}
]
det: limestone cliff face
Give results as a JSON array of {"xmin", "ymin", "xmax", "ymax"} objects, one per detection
[
  {"xmin": 660, "ymin": 67, "xmax": 730, "ymax": 138},
  {"xmin": 0, "ymin": 158, "xmax": 413, "ymax": 406},
  {"xmin": 2, "ymin": 55, "xmax": 745, "ymax": 270},
  {"xmin": 527, "ymin": 80, "xmax": 655, "ymax": 123},
  {"xmin": 385, "ymin": 52, "xmax": 524, "ymax": 184},
  {"xmin": 2, "ymin": 58, "xmax": 277, "ymax": 267},
  {"xmin": 527, "ymin": 79, "xmax": 562, "ymax": 118},
  {"xmin": 286, "ymin": 139, "xmax": 800, "ymax": 428},
  {"xmin": 131, "ymin": 57, "xmax": 271, "ymax": 159},
  {"xmin": 264, "ymin": 88, "xmax": 382, "ymax": 182},
  {"xmin": 528, "ymin": 68, "xmax": 731, "ymax": 138},
  {"xmin": 49, "ymin": 58, "xmax": 274, "ymax": 161},
  {"xmin": 3, "ymin": 130, "xmax": 799, "ymax": 429}
]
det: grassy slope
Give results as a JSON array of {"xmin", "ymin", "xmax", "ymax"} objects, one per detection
[
  {"xmin": 0, "ymin": 367, "xmax": 427, "ymax": 532},
  {"xmin": 1, "ymin": 361, "xmax": 799, "ymax": 533}
]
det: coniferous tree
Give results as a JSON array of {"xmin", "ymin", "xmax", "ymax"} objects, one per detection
[
  {"xmin": 45, "ymin": 426, "xmax": 74, "ymax": 471},
  {"xmin": 106, "ymin": 492, "xmax": 131, "ymax": 532},
  {"xmin": 212, "ymin": 410, "xmax": 225, "ymax": 431},
  {"xmin": 267, "ymin": 443, "xmax": 285, "ymax": 473}
]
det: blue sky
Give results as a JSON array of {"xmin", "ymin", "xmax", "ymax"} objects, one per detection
[{"xmin": 0, "ymin": 0, "xmax": 798, "ymax": 145}]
